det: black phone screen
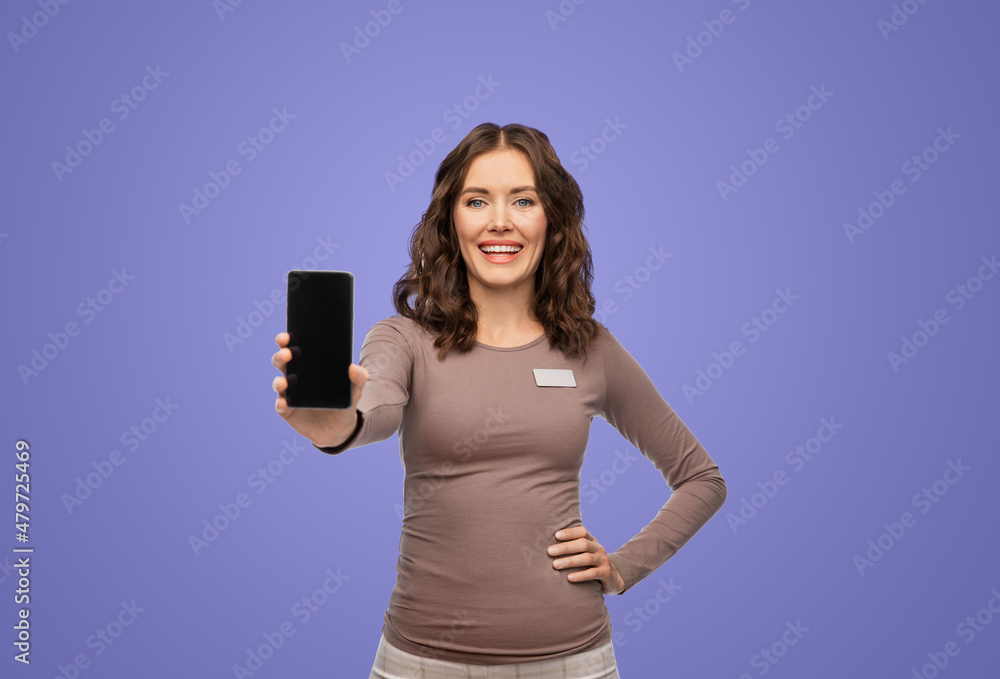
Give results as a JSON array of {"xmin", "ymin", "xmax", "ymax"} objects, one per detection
[{"xmin": 285, "ymin": 270, "xmax": 354, "ymax": 409}]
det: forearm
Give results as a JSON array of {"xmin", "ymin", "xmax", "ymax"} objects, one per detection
[{"xmin": 608, "ymin": 466, "xmax": 727, "ymax": 593}]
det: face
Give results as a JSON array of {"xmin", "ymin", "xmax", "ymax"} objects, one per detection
[{"xmin": 453, "ymin": 149, "xmax": 547, "ymax": 302}]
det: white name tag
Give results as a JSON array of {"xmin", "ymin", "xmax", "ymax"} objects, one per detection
[{"xmin": 533, "ymin": 368, "xmax": 576, "ymax": 387}]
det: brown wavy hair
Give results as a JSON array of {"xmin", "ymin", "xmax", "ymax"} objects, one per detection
[{"xmin": 392, "ymin": 122, "xmax": 601, "ymax": 361}]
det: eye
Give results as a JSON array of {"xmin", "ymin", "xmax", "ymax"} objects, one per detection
[
  {"xmin": 466, "ymin": 198, "xmax": 485, "ymax": 208},
  {"xmin": 516, "ymin": 198, "xmax": 534, "ymax": 207}
]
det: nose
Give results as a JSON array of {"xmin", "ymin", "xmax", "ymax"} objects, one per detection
[{"xmin": 489, "ymin": 203, "xmax": 513, "ymax": 232}]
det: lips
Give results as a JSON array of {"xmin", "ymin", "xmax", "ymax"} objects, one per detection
[
  {"xmin": 478, "ymin": 240, "xmax": 524, "ymax": 254},
  {"xmin": 479, "ymin": 248, "xmax": 521, "ymax": 263},
  {"xmin": 479, "ymin": 246, "xmax": 523, "ymax": 254}
]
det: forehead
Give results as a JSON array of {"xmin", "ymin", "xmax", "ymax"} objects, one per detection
[{"xmin": 463, "ymin": 149, "xmax": 534, "ymax": 186}]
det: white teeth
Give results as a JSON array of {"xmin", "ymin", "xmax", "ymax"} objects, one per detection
[{"xmin": 480, "ymin": 245, "xmax": 522, "ymax": 253}]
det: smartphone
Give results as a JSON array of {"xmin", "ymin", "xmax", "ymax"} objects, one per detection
[{"xmin": 285, "ymin": 270, "xmax": 354, "ymax": 409}]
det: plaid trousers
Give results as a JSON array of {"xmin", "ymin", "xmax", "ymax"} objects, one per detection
[{"xmin": 368, "ymin": 633, "xmax": 621, "ymax": 679}]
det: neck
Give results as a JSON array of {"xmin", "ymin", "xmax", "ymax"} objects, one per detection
[{"xmin": 468, "ymin": 279, "xmax": 541, "ymax": 344}]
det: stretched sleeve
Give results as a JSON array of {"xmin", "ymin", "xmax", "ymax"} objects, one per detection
[
  {"xmin": 313, "ymin": 316, "xmax": 412, "ymax": 455},
  {"xmin": 600, "ymin": 330, "xmax": 727, "ymax": 594}
]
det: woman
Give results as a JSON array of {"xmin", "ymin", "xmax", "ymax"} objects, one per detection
[{"xmin": 271, "ymin": 123, "xmax": 727, "ymax": 678}]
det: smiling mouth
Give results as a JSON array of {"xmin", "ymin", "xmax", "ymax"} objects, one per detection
[
  {"xmin": 479, "ymin": 245, "xmax": 523, "ymax": 254},
  {"xmin": 478, "ymin": 247, "xmax": 522, "ymax": 262}
]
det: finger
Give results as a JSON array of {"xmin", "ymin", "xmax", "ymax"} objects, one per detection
[
  {"xmin": 349, "ymin": 364, "xmax": 369, "ymax": 408},
  {"xmin": 551, "ymin": 553, "xmax": 599, "ymax": 570},
  {"xmin": 562, "ymin": 565, "xmax": 603, "ymax": 583},
  {"xmin": 275, "ymin": 332, "xmax": 289, "ymax": 346},
  {"xmin": 350, "ymin": 363, "xmax": 370, "ymax": 383},
  {"xmin": 275, "ymin": 395, "xmax": 289, "ymax": 417},
  {"xmin": 555, "ymin": 526, "xmax": 587, "ymax": 541},
  {"xmin": 272, "ymin": 375, "xmax": 287, "ymax": 394},
  {"xmin": 557, "ymin": 537, "xmax": 598, "ymax": 555},
  {"xmin": 271, "ymin": 347, "xmax": 291, "ymax": 370},
  {"xmin": 547, "ymin": 533, "xmax": 591, "ymax": 556}
]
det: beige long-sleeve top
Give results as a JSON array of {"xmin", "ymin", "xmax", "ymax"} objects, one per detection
[{"xmin": 315, "ymin": 315, "xmax": 727, "ymax": 665}]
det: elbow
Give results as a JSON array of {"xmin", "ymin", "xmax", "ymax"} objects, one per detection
[
  {"xmin": 713, "ymin": 473, "xmax": 728, "ymax": 512},
  {"xmin": 672, "ymin": 464, "xmax": 727, "ymax": 514}
]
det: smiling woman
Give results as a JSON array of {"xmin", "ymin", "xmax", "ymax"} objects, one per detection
[
  {"xmin": 452, "ymin": 149, "xmax": 548, "ymax": 346},
  {"xmin": 271, "ymin": 122, "xmax": 727, "ymax": 679},
  {"xmin": 392, "ymin": 123, "xmax": 599, "ymax": 358}
]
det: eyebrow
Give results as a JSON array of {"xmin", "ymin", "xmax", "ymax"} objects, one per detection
[{"xmin": 460, "ymin": 186, "xmax": 537, "ymax": 196}]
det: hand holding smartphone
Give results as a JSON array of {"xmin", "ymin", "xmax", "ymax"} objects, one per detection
[
  {"xmin": 285, "ymin": 270, "xmax": 354, "ymax": 409},
  {"xmin": 271, "ymin": 270, "xmax": 368, "ymax": 450}
]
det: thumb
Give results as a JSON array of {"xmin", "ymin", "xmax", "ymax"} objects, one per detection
[{"xmin": 350, "ymin": 363, "xmax": 369, "ymax": 409}]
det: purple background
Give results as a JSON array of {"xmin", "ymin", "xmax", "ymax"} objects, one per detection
[{"xmin": 3, "ymin": 1, "xmax": 999, "ymax": 677}]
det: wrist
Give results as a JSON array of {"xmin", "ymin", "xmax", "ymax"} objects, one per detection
[{"xmin": 314, "ymin": 409, "xmax": 363, "ymax": 449}]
